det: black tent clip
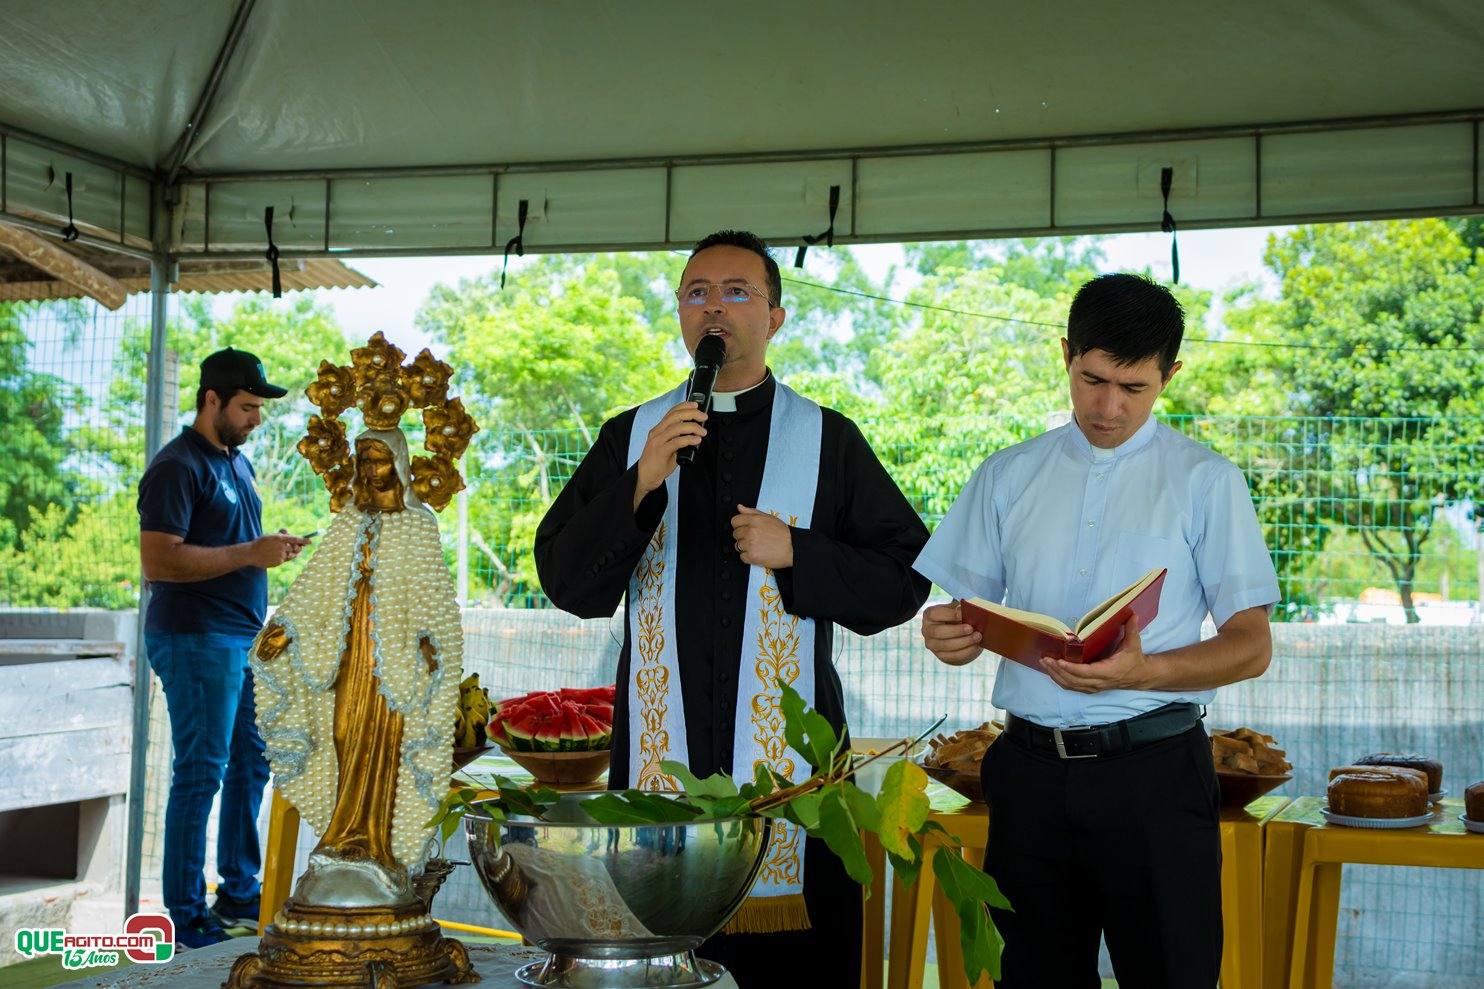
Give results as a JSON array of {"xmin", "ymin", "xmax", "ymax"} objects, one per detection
[
  {"xmin": 61, "ymin": 172, "xmax": 80, "ymax": 243},
  {"xmin": 1160, "ymin": 167, "xmax": 1180, "ymax": 285},
  {"xmin": 501, "ymin": 199, "xmax": 529, "ymax": 290},
  {"xmin": 264, "ymin": 206, "xmax": 282, "ymax": 298},
  {"xmin": 795, "ymin": 184, "xmax": 841, "ymax": 268}
]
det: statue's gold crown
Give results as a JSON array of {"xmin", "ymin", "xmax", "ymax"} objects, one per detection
[{"xmin": 296, "ymin": 332, "xmax": 478, "ymax": 513}]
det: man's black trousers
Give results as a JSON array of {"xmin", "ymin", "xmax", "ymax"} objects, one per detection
[
  {"xmin": 981, "ymin": 721, "xmax": 1222, "ymax": 988},
  {"xmin": 699, "ymin": 832, "xmax": 862, "ymax": 987}
]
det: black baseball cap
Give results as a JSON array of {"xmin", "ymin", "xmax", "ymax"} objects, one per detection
[{"xmin": 199, "ymin": 347, "xmax": 288, "ymax": 399}]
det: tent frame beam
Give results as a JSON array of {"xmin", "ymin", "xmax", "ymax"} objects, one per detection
[
  {"xmin": 167, "ymin": 109, "xmax": 1483, "ymax": 262},
  {"xmin": 163, "ymin": 0, "xmax": 260, "ymax": 188},
  {"xmin": 181, "ymin": 107, "xmax": 1484, "ymax": 183},
  {"xmin": 0, "ymin": 121, "xmax": 156, "ymax": 181},
  {"xmin": 164, "ymin": 199, "xmax": 1484, "ymax": 264}
]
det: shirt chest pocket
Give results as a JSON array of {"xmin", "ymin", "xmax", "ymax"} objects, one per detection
[{"xmin": 1112, "ymin": 531, "xmax": 1193, "ymax": 603}]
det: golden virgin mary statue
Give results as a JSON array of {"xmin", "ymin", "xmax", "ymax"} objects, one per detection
[{"xmin": 227, "ymin": 333, "xmax": 480, "ymax": 989}]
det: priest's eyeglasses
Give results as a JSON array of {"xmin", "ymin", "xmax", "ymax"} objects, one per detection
[{"xmin": 675, "ymin": 281, "xmax": 773, "ymax": 307}]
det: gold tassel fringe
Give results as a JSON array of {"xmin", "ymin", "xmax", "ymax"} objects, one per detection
[{"xmin": 719, "ymin": 893, "xmax": 812, "ymax": 935}]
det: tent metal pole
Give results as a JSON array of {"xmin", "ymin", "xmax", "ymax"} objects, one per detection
[{"xmin": 126, "ymin": 208, "xmax": 173, "ymax": 920}]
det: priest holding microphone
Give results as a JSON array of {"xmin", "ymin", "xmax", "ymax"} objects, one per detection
[{"xmin": 535, "ymin": 229, "xmax": 929, "ymax": 985}]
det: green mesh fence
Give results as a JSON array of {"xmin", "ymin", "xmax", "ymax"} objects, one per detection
[
  {"xmin": 443, "ymin": 413, "xmax": 1484, "ymax": 621},
  {"xmin": 4, "ymin": 296, "xmax": 1484, "ymax": 986}
]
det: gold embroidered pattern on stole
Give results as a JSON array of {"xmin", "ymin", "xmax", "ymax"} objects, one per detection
[
  {"xmin": 634, "ymin": 522, "xmax": 677, "ymax": 791},
  {"xmin": 575, "ymin": 873, "xmax": 631, "ymax": 937},
  {"xmin": 750, "ymin": 512, "xmax": 804, "ymax": 887}
]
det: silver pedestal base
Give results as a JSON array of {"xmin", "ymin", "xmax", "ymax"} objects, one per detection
[{"xmin": 515, "ymin": 946, "xmax": 724, "ymax": 988}]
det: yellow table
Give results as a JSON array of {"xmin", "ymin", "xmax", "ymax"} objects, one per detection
[
  {"xmin": 871, "ymin": 791, "xmax": 1288, "ymax": 989},
  {"xmin": 1218, "ymin": 794, "xmax": 1292, "ymax": 989},
  {"xmin": 1273, "ymin": 796, "xmax": 1482, "ymax": 989},
  {"xmin": 880, "ymin": 792, "xmax": 989, "ymax": 989}
]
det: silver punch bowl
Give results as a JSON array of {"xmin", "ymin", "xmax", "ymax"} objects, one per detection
[{"xmin": 465, "ymin": 793, "xmax": 772, "ymax": 988}]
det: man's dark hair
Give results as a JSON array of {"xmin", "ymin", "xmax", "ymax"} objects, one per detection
[
  {"xmin": 196, "ymin": 386, "xmax": 241, "ymax": 412},
  {"xmin": 690, "ymin": 230, "xmax": 782, "ymax": 307},
  {"xmin": 1066, "ymin": 273, "xmax": 1184, "ymax": 377}
]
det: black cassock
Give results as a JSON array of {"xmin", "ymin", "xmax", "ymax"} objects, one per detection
[{"xmin": 535, "ymin": 374, "xmax": 930, "ymax": 987}]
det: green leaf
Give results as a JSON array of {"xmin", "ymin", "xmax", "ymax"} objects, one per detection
[
  {"xmin": 661, "ymin": 760, "xmax": 740, "ymax": 798},
  {"xmin": 802, "ymin": 709, "xmax": 841, "ymax": 770},
  {"xmin": 580, "ymin": 791, "xmax": 704, "ymax": 825},
  {"xmin": 842, "ymin": 780, "xmax": 882, "ymax": 833},
  {"xmin": 746, "ymin": 761, "xmax": 781, "ymax": 798},
  {"xmin": 934, "ymin": 847, "xmax": 1011, "ymax": 911},
  {"xmin": 495, "ymin": 777, "xmax": 559, "ymax": 818},
  {"xmin": 814, "ymin": 788, "xmax": 875, "ymax": 886},
  {"xmin": 778, "ymin": 678, "xmax": 839, "ymax": 770},
  {"xmin": 700, "ymin": 795, "xmax": 754, "ymax": 820},
  {"xmin": 885, "ymin": 834, "xmax": 925, "ymax": 888},
  {"xmin": 779, "ymin": 682, "xmax": 811, "ymax": 766},
  {"xmin": 875, "ymin": 759, "xmax": 931, "ymax": 860},
  {"xmin": 933, "ymin": 851, "xmax": 1010, "ymax": 985},
  {"xmin": 784, "ymin": 791, "xmax": 824, "ymax": 830}
]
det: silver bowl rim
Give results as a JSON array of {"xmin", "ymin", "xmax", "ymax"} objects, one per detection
[{"xmin": 461, "ymin": 791, "xmax": 768, "ymax": 828}]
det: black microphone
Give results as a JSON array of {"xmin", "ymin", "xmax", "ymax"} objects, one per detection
[{"xmin": 675, "ymin": 334, "xmax": 727, "ymax": 466}]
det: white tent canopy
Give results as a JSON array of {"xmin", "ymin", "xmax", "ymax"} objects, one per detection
[
  {"xmin": 4, "ymin": 0, "xmax": 1483, "ymax": 925},
  {"xmin": 2, "ymin": 0, "xmax": 1481, "ymax": 261}
]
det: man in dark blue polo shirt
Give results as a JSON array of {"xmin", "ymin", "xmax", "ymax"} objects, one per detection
[{"xmin": 138, "ymin": 348, "xmax": 311, "ymax": 948}]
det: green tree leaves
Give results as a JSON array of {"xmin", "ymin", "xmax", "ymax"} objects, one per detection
[{"xmin": 1198, "ymin": 219, "xmax": 1484, "ymax": 620}]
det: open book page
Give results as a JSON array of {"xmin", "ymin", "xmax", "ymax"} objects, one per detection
[
  {"xmin": 963, "ymin": 600, "xmax": 1073, "ymax": 638},
  {"xmin": 1073, "ymin": 567, "xmax": 1166, "ymax": 637}
]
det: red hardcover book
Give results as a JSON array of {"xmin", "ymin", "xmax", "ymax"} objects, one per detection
[{"xmin": 960, "ymin": 568, "xmax": 1167, "ymax": 670}]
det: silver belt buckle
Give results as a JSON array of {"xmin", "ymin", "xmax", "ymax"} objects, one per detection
[{"xmin": 1053, "ymin": 726, "xmax": 1098, "ymax": 759}]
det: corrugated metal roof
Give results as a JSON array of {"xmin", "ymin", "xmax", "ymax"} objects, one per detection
[{"xmin": 0, "ymin": 257, "xmax": 376, "ymax": 303}]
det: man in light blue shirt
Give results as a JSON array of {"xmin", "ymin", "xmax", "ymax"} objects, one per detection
[{"xmin": 916, "ymin": 273, "xmax": 1279, "ymax": 988}]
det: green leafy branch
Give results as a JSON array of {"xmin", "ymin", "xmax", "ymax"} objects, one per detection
[{"xmin": 426, "ymin": 680, "xmax": 1010, "ymax": 983}]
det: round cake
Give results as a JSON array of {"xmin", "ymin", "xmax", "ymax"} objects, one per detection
[
  {"xmin": 1466, "ymin": 780, "xmax": 1484, "ymax": 822},
  {"xmin": 1355, "ymin": 752, "xmax": 1443, "ymax": 794},
  {"xmin": 1327, "ymin": 769, "xmax": 1428, "ymax": 819}
]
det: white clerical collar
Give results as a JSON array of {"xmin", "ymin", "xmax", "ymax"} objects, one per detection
[
  {"xmin": 710, "ymin": 375, "xmax": 769, "ymax": 412},
  {"xmin": 1068, "ymin": 412, "xmax": 1158, "ymax": 461}
]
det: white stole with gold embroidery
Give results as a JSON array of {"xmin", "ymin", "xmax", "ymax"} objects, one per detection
[{"xmin": 625, "ymin": 380, "xmax": 822, "ymax": 928}]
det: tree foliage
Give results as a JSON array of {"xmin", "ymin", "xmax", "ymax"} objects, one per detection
[
  {"xmin": 7, "ymin": 221, "xmax": 1482, "ymax": 619},
  {"xmin": 417, "ymin": 256, "xmax": 684, "ymax": 602},
  {"xmin": 1198, "ymin": 219, "xmax": 1484, "ymax": 620},
  {"xmin": 1, "ymin": 295, "xmax": 351, "ymax": 608},
  {"xmin": 0, "ymin": 302, "xmax": 84, "ymax": 534}
]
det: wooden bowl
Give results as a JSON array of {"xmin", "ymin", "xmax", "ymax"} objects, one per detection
[
  {"xmin": 501, "ymin": 747, "xmax": 611, "ymax": 787},
  {"xmin": 452, "ymin": 744, "xmax": 494, "ymax": 772},
  {"xmin": 1216, "ymin": 771, "xmax": 1291, "ymax": 810},
  {"xmin": 922, "ymin": 763, "xmax": 984, "ymax": 803}
]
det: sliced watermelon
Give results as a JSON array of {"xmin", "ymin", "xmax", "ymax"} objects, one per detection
[
  {"xmin": 558, "ymin": 685, "xmax": 616, "ymax": 705},
  {"xmin": 492, "ymin": 690, "xmax": 540, "ymax": 715},
  {"xmin": 576, "ymin": 711, "xmax": 612, "ymax": 749},
  {"xmin": 488, "ymin": 685, "xmax": 616, "ymax": 752},
  {"xmin": 583, "ymin": 702, "xmax": 614, "ymax": 726},
  {"xmin": 502, "ymin": 710, "xmax": 539, "ymax": 751}
]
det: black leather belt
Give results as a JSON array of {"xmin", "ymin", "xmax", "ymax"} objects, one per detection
[{"xmin": 1005, "ymin": 702, "xmax": 1202, "ymax": 760}]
